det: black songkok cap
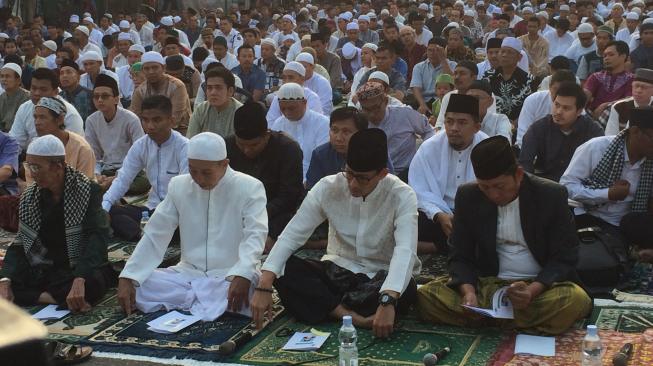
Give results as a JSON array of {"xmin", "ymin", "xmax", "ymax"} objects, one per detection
[
  {"xmin": 468, "ymin": 80, "xmax": 493, "ymax": 97},
  {"xmin": 630, "ymin": 106, "xmax": 653, "ymax": 130},
  {"xmin": 486, "ymin": 38, "xmax": 502, "ymax": 50},
  {"xmin": 471, "ymin": 136, "xmax": 517, "ymax": 180},
  {"xmin": 446, "ymin": 93, "xmax": 479, "ymax": 120},
  {"xmin": 165, "ymin": 54, "xmax": 185, "ymax": 71},
  {"xmin": 310, "ymin": 32, "xmax": 325, "ymax": 43},
  {"xmin": 94, "ymin": 73, "xmax": 119, "ymax": 97},
  {"xmin": 234, "ymin": 102, "xmax": 268, "ymax": 140},
  {"xmin": 347, "ymin": 128, "xmax": 388, "ymax": 172},
  {"xmin": 60, "ymin": 58, "xmax": 79, "ymax": 72}
]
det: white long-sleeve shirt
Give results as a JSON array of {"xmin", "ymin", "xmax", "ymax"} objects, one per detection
[
  {"xmin": 266, "ymin": 87, "xmax": 325, "ymax": 124},
  {"xmin": 9, "ymin": 98, "xmax": 84, "ymax": 150},
  {"xmin": 304, "ymin": 73, "xmax": 333, "ymax": 116},
  {"xmin": 481, "ymin": 112, "xmax": 512, "ymax": 140},
  {"xmin": 408, "ymin": 131, "xmax": 488, "ymax": 219},
  {"xmin": 262, "ymin": 173, "xmax": 421, "ymax": 294},
  {"xmin": 101, "ymin": 131, "xmax": 189, "ymax": 212},
  {"xmin": 516, "ymin": 90, "xmax": 552, "ymax": 148},
  {"xmin": 270, "ymin": 109, "xmax": 330, "ymax": 179},
  {"xmin": 85, "ymin": 107, "xmax": 144, "ymax": 173},
  {"xmin": 135, "ymin": 25, "xmax": 154, "ymax": 48},
  {"xmin": 544, "ymin": 31, "xmax": 575, "ymax": 61},
  {"xmin": 120, "ymin": 169, "xmax": 268, "ymax": 285},
  {"xmin": 116, "ymin": 65, "xmax": 135, "ymax": 101},
  {"xmin": 560, "ymin": 136, "xmax": 644, "ymax": 226}
]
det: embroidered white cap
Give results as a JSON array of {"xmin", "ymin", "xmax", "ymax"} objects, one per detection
[
  {"xmin": 81, "ymin": 51, "xmax": 103, "ymax": 62},
  {"xmin": 626, "ymin": 12, "xmax": 640, "ymax": 20},
  {"xmin": 369, "ymin": 70, "xmax": 389, "ymax": 85},
  {"xmin": 284, "ymin": 61, "xmax": 306, "ymax": 77},
  {"xmin": 577, "ymin": 23, "xmax": 594, "ymax": 34},
  {"xmin": 296, "ymin": 52, "xmax": 315, "ymax": 65},
  {"xmin": 70, "ymin": 15, "xmax": 80, "ymax": 23},
  {"xmin": 380, "ymin": 9, "xmax": 390, "ymax": 16},
  {"xmin": 27, "ymin": 135, "xmax": 65, "ymax": 157},
  {"xmin": 464, "ymin": 9, "xmax": 475, "ymax": 17},
  {"xmin": 173, "ymin": 16, "xmax": 182, "ymax": 24},
  {"xmin": 43, "ymin": 40, "xmax": 57, "ymax": 52},
  {"xmin": 362, "ymin": 43, "xmax": 378, "ymax": 52},
  {"xmin": 119, "ymin": 20, "xmax": 130, "ymax": 28},
  {"xmin": 522, "ymin": 7, "xmax": 533, "ymax": 14},
  {"xmin": 282, "ymin": 14, "xmax": 296, "ymax": 24},
  {"xmin": 117, "ymin": 32, "xmax": 132, "ymax": 42},
  {"xmin": 342, "ymin": 43, "xmax": 359, "ymax": 60},
  {"xmin": 340, "ymin": 11, "xmax": 353, "ymax": 21},
  {"xmin": 142, "ymin": 51, "xmax": 165, "ymax": 65},
  {"xmin": 346, "ymin": 22, "xmax": 359, "ymax": 31},
  {"xmin": 500, "ymin": 37, "xmax": 522, "ymax": 53},
  {"xmin": 1, "ymin": 62, "xmax": 22, "ymax": 78},
  {"xmin": 0, "ymin": 33, "xmax": 8, "ymax": 39},
  {"xmin": 75, "ymin": 25, "xmax": 90, "ymax": 37},
  {"xmin": 188, "ymin": 132, "xmax": 227, "ymax": 161},
  {"xmin": 129, "ymin": 44, "xmax": 146, "ymax": 54},
  {"xmin": 418, "ymin": 3, "xmax": 429, "ymax": 11},
  {"xmin": 161, "ymin": 16, "xmax": 174, "ymax": 27},
  {"xmin": 277, "ymin": 82, "xmax": 305, "ymax": 100}
]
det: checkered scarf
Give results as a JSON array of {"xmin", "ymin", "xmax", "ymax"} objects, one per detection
[
  {"xmin": 581, "ymin": 129, "xmax": 653, "ymax": 212},
  {"xmin": 16, "ymin": 166, "xmax": 92, "ymax": 267}
]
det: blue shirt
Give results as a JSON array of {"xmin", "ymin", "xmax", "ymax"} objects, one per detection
[
  {"xmin": 393, "ymin": 58, "xmax": 408, "ymax": 79},
  {"xmin": 0, "ymin": 132, "xmax": 19, "ymax": 195},
  {"xmin": 409, "ymin": 60, "xmax": 457, "ymax": 100},
  {"xmin": 231, "ymin": 64, "xmax": 266, "ymax": 94},
  {"xmin": 306, "ymin": 142, "xmax": 396, "ymax": 190}
]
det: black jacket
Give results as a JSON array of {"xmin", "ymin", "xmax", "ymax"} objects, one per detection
[{"xmin": 448, "ymin": 173, "xmax": 580, "ymax": 290}]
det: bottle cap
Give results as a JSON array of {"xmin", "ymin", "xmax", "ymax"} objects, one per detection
[
  {"xmin": 342, "ymin": 315, "xmax": 352, "ymax": 326},
  {"xmin": 587, "ymin": 324, "xmax": 598, "ymax": 336},
  {"xmin": 142, "ymin": 211, "xmax": 149, "ymax": 218}
]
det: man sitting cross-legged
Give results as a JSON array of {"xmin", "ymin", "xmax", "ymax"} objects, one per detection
[
  {"xmin": 417, "ymin": 136, "xmax": 591, "ymax": 335},
  {"xmin": 252, "ymin": 129, "xmax": 420, "ymax": 338},
  {"xmin": 117, "ymin": 132, "xmax": 268, "ymax": 320},
  {"xmin": 0, "ymin": 135, "xmax": 115, "ymax": 312}
]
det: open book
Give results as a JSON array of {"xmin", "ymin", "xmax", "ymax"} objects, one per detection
[{"xmin": 462, "ymin": 286, "xmax": 514, "ymax": 319}]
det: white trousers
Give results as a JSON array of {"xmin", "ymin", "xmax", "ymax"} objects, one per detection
[{"xmin": 136, "ymin": 268, "xmax": 253, "ymax": 321}]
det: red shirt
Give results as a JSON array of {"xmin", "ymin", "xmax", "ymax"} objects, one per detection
[{"xmin": 401, "ymin": 44, "xmax": 426, "ymax": 84}]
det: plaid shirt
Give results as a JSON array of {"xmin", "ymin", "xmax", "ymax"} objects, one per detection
[
  {"xmin": 255, "ymin": 57, "xmax": 286, "ymax": 93},
  {"xmin": 59, "ymin": 85, "xmax": 95, "ymax": 122}
]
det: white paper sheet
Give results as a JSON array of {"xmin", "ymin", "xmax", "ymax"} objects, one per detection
[
  {"xmin": 32, "ymin": 305, "xmax": 70, "ymax": 320},
  {"xmin": 146, "ymin": 311, "xmax": 202, "ymax": 334},
  {"xmin": 282, "ymin": 330, "xmax": 331, "ymax": 351},
  {"xmin": 514, "ymin": 334, "xmax": 556, "ymax": 357}
]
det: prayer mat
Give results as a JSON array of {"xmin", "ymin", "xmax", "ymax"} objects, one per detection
[
  {"xmin": 233, "ymin": 315, "xmax": 504, "ymax": 366},
  {"xmin": 620, "ymin": 262, "xmax": 653, "ymax": 296}
]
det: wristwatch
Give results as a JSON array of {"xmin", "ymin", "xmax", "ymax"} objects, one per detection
[{"xmin": 378, "ymin": 292, "xmax": 397, "ymax": 307}]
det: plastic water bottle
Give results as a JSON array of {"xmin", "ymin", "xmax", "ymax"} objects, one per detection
[
  {"xmin": 140, "ymin": 211, "xmax": 150, "ymax": 233},
  {"xmin": 581, "ymin": 325, "xmax": 603, "ymax": 366},
  {"xmin": 338, "ymin": 315, "xmax": 358, "ymax": 366}
]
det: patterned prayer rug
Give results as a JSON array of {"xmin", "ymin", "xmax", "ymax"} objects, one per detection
[
  {"xmin": 106, "ymin": 240, "xmax": 181, "ymax": 267},
  {"xmin": 233, "ymin": 315, "xmax": 504, "ymax": 366}
]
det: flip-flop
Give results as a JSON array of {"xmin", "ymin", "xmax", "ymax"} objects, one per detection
[{"xmin": 47, "ymin": 342, "xmax": 93, "ymax": 365}]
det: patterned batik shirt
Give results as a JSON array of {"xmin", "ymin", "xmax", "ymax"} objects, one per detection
[{"xmin": 484, "ymin": 67, "xmax": 536, "ymax": 121}]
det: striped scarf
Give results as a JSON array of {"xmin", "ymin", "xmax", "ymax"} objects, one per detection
[
  {"xmin": 16, "ymin": 166, "xmax": 91, "ymax": 267},
  {"xmin": 581, "ymin": 129, "xmax": 653, "ymax": 212}
]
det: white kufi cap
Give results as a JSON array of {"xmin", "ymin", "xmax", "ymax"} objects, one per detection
[
  {"xmin": 369, "ymin": 70, "xmax": 389, "ymax": 85},
  {"xmin": 346, "ymin": 22, "xmax": 359, "ymax": 31},
  {"xmin": 81, "ymin": 51, "xmax": 103, "ymax": 62},
  {"xmin": 295, "ymin": 52, "xmax": 314, "ymax": 65},
  {"xmin": 277, "ymin": 82, "xmax": 305, "ymax": 100},
  {"xmin": 142, "ymin": 51, "xmax": 165, "ymax": 65},
  {"xmin": 501, "ymin": 37, "xmax": 522, "ymax": 53},
  {"xmin": 43, "ymin": 40, "xmax": 57, "ymax": 52},
  {"xmin": 1, "ymin": 62, "xmax": 22, "ymax": 78},
  {"xmin": 129, "ymin": 44, "xmax": 145, "ymax": 54},
  {"xmin": 577, "ymin": 23, "xmax": 594, "ymax": 34},
  {"xmin": 119, "ymin": 20, "xmax": 130, "ymax": 28},
  {"xmin": 27, "ymin": 135, "xmax": 65, "ymax": 157},
  {"xmin": 75, "ymin": 25, "xmax": 90, "ymax": 37},
  {"xmin": 284, "ymin": 61, "xmax": 306, "ymax": 77},
  {"xmin": 117, "ymin": 32, "xmax": 132, "ymax": 42},
  {"xmin": 188, "ymin": 132, "xmax": 227, "ymax": 161},
  {"xmin": 342, "ymin": 43, "xmax": 358, "ymax": 60}
]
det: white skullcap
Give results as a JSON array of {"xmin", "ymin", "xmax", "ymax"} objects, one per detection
[
  {"xmin": 380, "ymin": 9, "xmax": 390, "ymax": 16},
  {"xmin": 119, "ymin": 20, "xmax": 130, "ymax": 28},
  {"xmin": 161, "ymin": 16, "xmax": 174, "ymax": 27},
  {"xmin": 0, "ymin": 33, "xmax": 8, "ymax": 39},
  {"xmin": 43, "ymin": 40, "xmax": 57, "ymax": 52},
  {"xmin": 75, "ymin": 25, "xmax": 90, "ymax": 37},
  {"xmin": 522, "ymin": 7, "xmax": 533, "ymax": 13},
  {"xmin": 362, "ymin": 43, "xmax": 378, "ymax": 52},
  {"xmin": 340, "ymin": 11, "xmax": 353, "ymax": 21},
  {"xmin": 418, "ymin": 3, "xmax": 429, "ymax": 11},
  {"xmin": 142, "ymin": 51, "xmax": 165, "ymax": 65},
  {"xmin": 492, "ymin": 7, "xmax": 502, "ymax": 14},
  {"xmin": 634, "ymin": 8, "xmax": 643, "ymax": 15},
  {"xmin": 346, "ymin": 22, "xmax": 359, "ymax": 31},
  {"xmin": 284, "ymin": 61, "xmax": 306, "ymax": 77},
  {"xmin": 129, "ymin": 44, "xmax": 145, "ymax": 54},
  {"xmin": 455, "ymin": 0, "xmax": 464, "ymax": 6},
  {"xmin": 188, "ymin": 132, "xmax": 227, "ymax": 161},
  {"xmin": 644, "ymin": 17, "xmax": 653, "ymax": 25},
  {"xmin": 358, "ymin": 14, "xmax": 370, "ymax": 22},
  {"xmin": 476, "ymin": 1, "xmax": 485, "ymax": 6},
  {"xmin": 299, "ymin": 7, "xmax": 309, "ymax": 14},
  {"xmin": 445, "ymin": 22, "xmax": 461, "ymax": 30},
  {"xmin": 560, "ymin": 4, "xmax": 570, "ymax": 11},
  {"xmin": 277, "ymin": 82, "xmax": 305, "ymax": 100},
  {"xmin": 577, "ymin": 23, "xmax": 594, "ymax": 34},
  {"xmin": 296, "ymin": 52, "xmax": 315, "ymax": 65},
  {"xmin": 627, "ymin": 12, "xmax": 640, "ymax": 20},
  {"xmin": 117, "ymin": 32, "xmax": 132, "ymax": 42},
  {"xmin": 272, "ymin": 14, "xmax": 281, "ymax": 20},
  {"xmin": 81, "ymin": 51, "xmax": 102, "ymax": 62},
  {"xmin": 259, "ymin": 38, "xmax": 276, "ymax": 51},
  {"xmin": 613, "ymin": 3, "xmax": 625, "ymax": 10},
  {"xmin": 70, "ymin": 15, "xmax": 80, "ymax": 23},
  {"xmin": 173, "ymin": 16, "xmax": 182, "ymax": 23},
  {"xmin": 342, "ymin": 43, "xmax": 359, "ymax": 59},
  {"xmin": 201, "ymin": 57, "xmax": 219, "ymax": 73},
  {"xmin": 301, "ymin": 34, "xmax": 311, "ymax": 42},
  {"xmin": 631, "ymin": 0, "xmax": 645, "ymax": 6},
  {"xmin": 1, "ymin": 62, "xmax": 22, "ymax": 78},
  {"xmin": 369, "ymin": 70, "xmax": 389, "ymax": 85},
  {"xmin": 82, "ymin": 12, "xmax": 91, "ymax": 18},
  {"xmin": 464, "ymin": 9, "xmax": 475, "ymax": 17},
  {"xmin": 581, "ymin": 16, "xmax": 589, "ymax": 23},
  {"xmin": 523, "ymin": 1, "xmax": 532, "ymax": 6},
  {"xmin": 282, "ymin": 14, "xmax": 295, "ymax": 24},
  {"xmin": 27, "ymin": 135, "xmax": 65, "ymax": 157},
  {"xmin": 536, "ymin": 11, "xmax": 549, "ymax": 20},
  {"xmin": 539, "ymin": 3, "xmax": 546, "ymax": 9},
  {"xmin": 368, "ymin": 12, "xmax": 377, "ymax": 19},
  {"xmin": 83, "ymin": 16, "xmax": 93, "ymax": 23},
  {"xmin": 501, "ymin": 37, "xmax": 522, "ymax": 53}
]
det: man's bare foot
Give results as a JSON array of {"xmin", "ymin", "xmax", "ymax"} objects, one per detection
[
  {"xmin": 37, "ymin": 292, "xmax": 57, "ymax": 304},
  {"xmin": 417, "ymin": 241, "xmax": 438, "ymax": 255},
  {"xmin": 330, "ymin": 305, "xmax": 374, "ymax": 329}
]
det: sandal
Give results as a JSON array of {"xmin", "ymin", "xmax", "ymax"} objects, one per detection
[{"xmin": 46, "ymin": 341, "xmax": 93, "ymax": 365}]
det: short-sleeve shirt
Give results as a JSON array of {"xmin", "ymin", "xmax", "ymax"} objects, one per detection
[
  {"xmin": 231, "ymin": 65, "xmax": 267, "ymax": 94},
  {"xmin": 583, "ymin": 70, "xmax": 634, "ymax": 111}
]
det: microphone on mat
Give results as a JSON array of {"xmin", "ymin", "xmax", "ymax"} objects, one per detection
[
  {"xmin": 612, "ymin": 343, "xmax": 633, "ymax": 366},
  {"xmin": 219, "ymin": 331, "xmax": 253, "ymax": 355},
  {"xmin": 423, "ymin": 347, "xmax": 451, "ymax": 365}
]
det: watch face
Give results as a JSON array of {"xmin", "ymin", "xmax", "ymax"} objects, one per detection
[{"xmin": 381, "ymin": 294, "xmax": 390, "ymax": 303}]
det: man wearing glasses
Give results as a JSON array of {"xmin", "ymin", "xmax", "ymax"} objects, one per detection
[
  {"xmin": 409, "ymin": 93, "xmax": 488, "ymax": 255},
  {"xmin": 252, "ymin": 128, "xmax": 420, "ymax": 339}
]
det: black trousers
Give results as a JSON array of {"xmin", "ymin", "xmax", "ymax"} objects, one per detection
[
  {"xmin": 11, "ymin": 264, "xmax": 116, "ymax": 308},
  {"xmin": 109, "ymin": 204, "xmax": 153, "ymax": 241},
  {"xmin": 417, "ymin": 211, "xmax": 449, "ymax": 252},
  {"xmin": 269, "ymin": 212, "xmax": 294, "ymax": 240},
  {"xmin": 620, "ymin": 212, "xmax": 653, "ymax": 248},
  {"xmin": 274, "ymin": 256, "xmax": 417, "ymax": 324}
]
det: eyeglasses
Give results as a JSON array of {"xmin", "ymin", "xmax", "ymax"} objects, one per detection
[
  {"xmin": 93, "ymin": 93, "xmax": 114, "ymax": 100},
  {"xmin": 341, "ymin": 168, "xmax": 378, "ymax": 184},
  {"xmin": 23, "ymin": 162, "xmax": 42, "ymax": 174}
]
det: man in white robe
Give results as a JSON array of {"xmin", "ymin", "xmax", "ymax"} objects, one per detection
[
  {"xmin": 251, "ymin": 128, "xmax": 419, "ymax": 338},
  {"xmin": 296, "ymin": 52, "xmax": 334, "ymax": 116},
  {"xmin": 409, "ymin": 93, "xmax": 488, "ymax": 254},
  {"xmin": 117, "ymin": 132, "xmax": 268, "ymax": 320},
  {"xmin": 266, "ymin": 62, "xmax": 324, "ymax": 124},
  {"xmin": 269, "ymin": 83, "xmax": 329, "ymax": 180}
]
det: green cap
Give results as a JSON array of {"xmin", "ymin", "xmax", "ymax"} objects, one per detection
[
  {"xmin": 130, "ymin": 62, "xmax": 143, "ymax": 73},
  {"xmin": 435, "ymin": 73, "xmax": 454, "ymax": 86},
  {"xmin": 597, "ymin": 25, "xmax": 614, "ymax": 36}
]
